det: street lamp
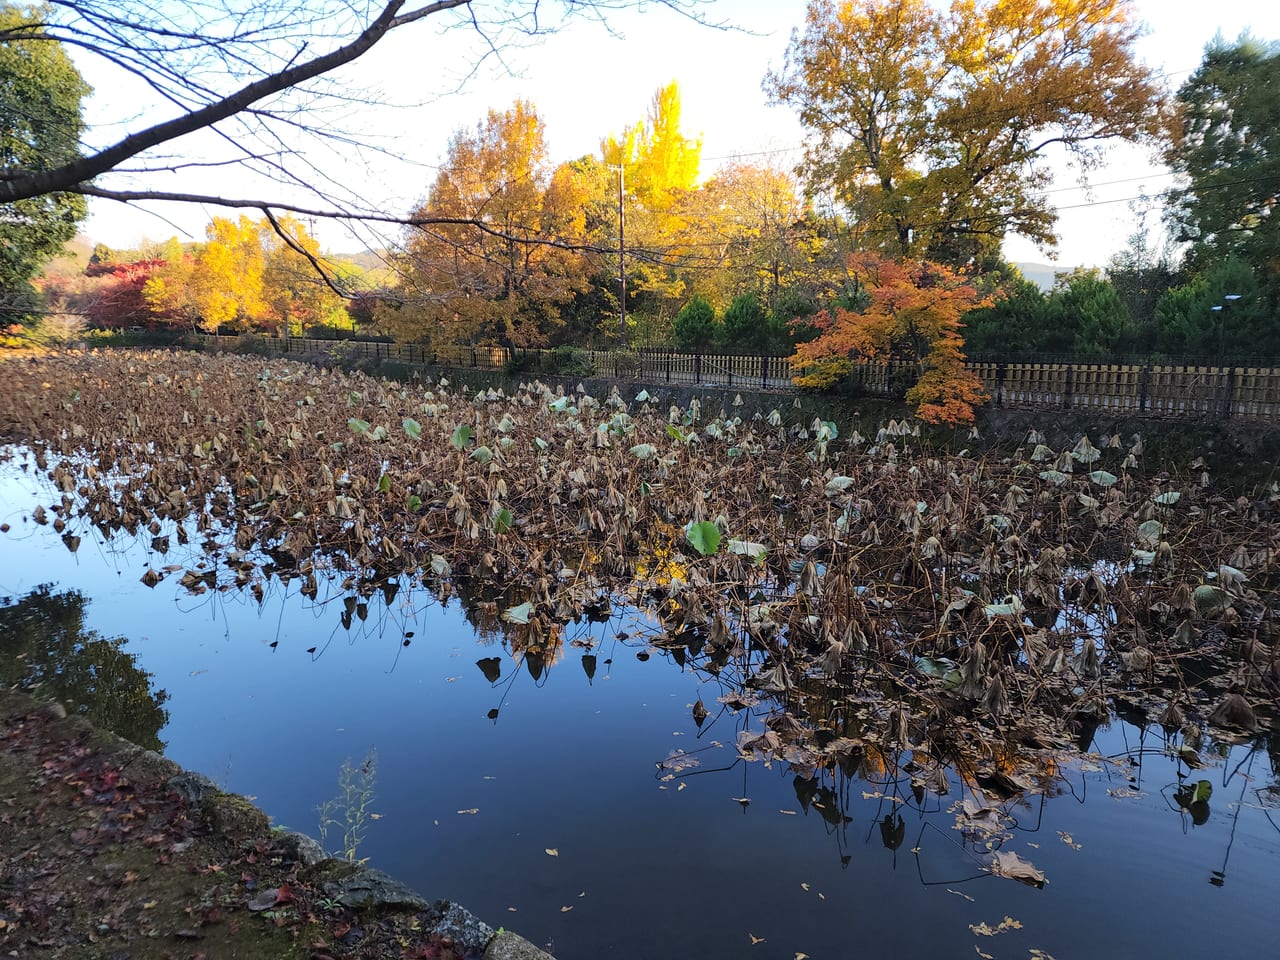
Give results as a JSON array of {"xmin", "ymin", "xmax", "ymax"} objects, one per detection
[{"xmin": 1211, "ymin": 293, "xmax": 1242, "ymax": 364}]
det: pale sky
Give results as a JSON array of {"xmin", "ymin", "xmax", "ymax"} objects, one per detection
[{"xmin": 75, "ymin": 0, "xmax": 1280, "ymax": 269}]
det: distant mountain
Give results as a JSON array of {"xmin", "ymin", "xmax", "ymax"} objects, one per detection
[
  {"xmin": 1013, "ymin": 261, "xmax": 1076, "ymax": 292},
  {"xmin": 330, "ymin": 250, "xmax": 390, "ymax": 272}
]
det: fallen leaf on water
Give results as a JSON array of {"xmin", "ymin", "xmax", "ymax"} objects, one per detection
[
  {"xmin": 731, "ymin": 796, "xmax": 751, "ymax": 806},
  {"xmin": 560, "ymin": 906, "xmax": 573, "ymax": 913},
  {"xmin": 947, "ymin": 888, "xmax": 975, "ymax": 902},
  {"xmin": 975, "ymin": 946, "xmax": 994, "ymax": 960},
  {"xmin": 1057, "ymin": 831, "xmax": 1081, "ymax": 850},
  {"xmin": 677, "ymin": 783, "xmax": 686, "ymax": 792},
  {"xmin": 749, "ymin": 934, "xmax": 766, "ymax": 945},
  {"xmin": 989, "ymin": 850, "xmax": 1046, "ymax": 887},
  {"xmin": 545, "ymin": 848, "xmax": 559, "ymax": 857},
  {"xmin": 508, "ymin": 907, "xmax": 517, "ymax": 912},
  {"xmin": 779, "ymin": 809, "xmax": 797, "ymax": 815},
  {"xmin": 970, "ymin": 916, "xmax": 1023, "ymax": 937},
  {"xmin": 457, "ymin": 808, "xmax": 479, "ymax": 815},
  {"xmin": 369, "ymin": 813, "xmax": 382, "ymax": 820},
  {"xmin": 800, "ymin": 882, "xmax": 810, "ymax": 891},
  {"xmin": 795, "ymin": 954, "xmax": 809, "ymax": 960}
]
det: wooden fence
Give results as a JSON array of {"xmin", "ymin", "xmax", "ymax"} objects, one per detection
[{"xmin": 199, "ymin": 335, "xmax": 1280, "ymax": 420}]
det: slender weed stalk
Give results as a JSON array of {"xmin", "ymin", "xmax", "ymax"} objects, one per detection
[{"xmin": 317, "ymin": 748, "xmax": 377, "ymax": 863}]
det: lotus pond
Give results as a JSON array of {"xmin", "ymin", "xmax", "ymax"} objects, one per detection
[{"xmin": 2, "ymin": 350, "xmax": 1280, "ymax": 959}]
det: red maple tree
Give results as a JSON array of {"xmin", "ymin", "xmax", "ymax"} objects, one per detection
[{"xmin": 791, "ymin": 253, "xmax": 991, "ymax": 425}]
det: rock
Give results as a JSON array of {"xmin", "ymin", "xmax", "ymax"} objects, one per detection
[
  {"xmin": 276, "ymin": 829, "xmax": 326, "ymax": 867},
  {"xmin": 485, "ymin": 930, "xmax": 557, "ymax": 960},
  {"xmin": 322, "ymin": 867, "xmax": 430, "ymax": 912},
  {"xmin": 167, "ymin": 771, "xmax": 218, "ymax": 805},
  {"xmin": 431, "ymin": 901, "xmax": 494, "ymax": 954},
  {"xmin": 202, "ymin": 792, "xmax": 270, "ymax": 838}
]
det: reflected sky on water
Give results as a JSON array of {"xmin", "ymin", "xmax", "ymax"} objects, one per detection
[{"xmin": 2, "ymin": 450, "xmax": 1278, "ymax": 959}]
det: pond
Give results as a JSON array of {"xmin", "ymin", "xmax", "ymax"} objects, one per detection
[{"xmin": 3, "ymin": 446, "xmax": 1279, "ymax": 960}]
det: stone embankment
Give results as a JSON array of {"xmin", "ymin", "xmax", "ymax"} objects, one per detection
[{"xmin": 0, "ymin": 688, "xmax": 552, "ymax": 959}]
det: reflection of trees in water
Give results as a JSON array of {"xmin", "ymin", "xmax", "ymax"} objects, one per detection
[{"xmin": 0, "ymin": 585, "xmax": 170, "ymax": 752}]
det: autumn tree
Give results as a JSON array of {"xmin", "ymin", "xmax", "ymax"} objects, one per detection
[
  {"xmin": 768, "ymin": 0, "xmax": 1165, "ymax": 268},
  {"xmin": 0, "ymin": 2, "xmax": 714, "ymax": 308},
  {"xmin": 144, "ymin": 215, "xmax": 343, "ymax": 332},
  {"xmin": 792, "ymin": 253, "xmax": 989, "ymax": 424},
  {"xmin": 602, "ymin": 81, "xmax": 702, "ymax": 214},
  {"xmin": 676, "ymin": 161, "xmax": 822, "ymax": 309},
  {"xmin": 85, "ymin": 258, "xmax": 167, "ymax": 329},
  {"xmin": 601, "ymin": 82, "xmax": 704, "ymax": 330},
  {"xmin": 396, "ymin": 102, "xmax": 597, "ymax": 347}
]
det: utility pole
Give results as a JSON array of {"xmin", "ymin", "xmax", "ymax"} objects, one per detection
[{"xmin": 612, "ymin": 163, "xmax": 627, "ymax": 348}]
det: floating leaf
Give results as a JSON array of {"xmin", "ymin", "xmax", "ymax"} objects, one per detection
[
  {"xmin": 1193, "ymin": 584, "xmax": 1229, "ymax": 615},
  {"xmin": 685, "ymin": 521, "xmax": 721, "ymax": 556},
  {"xmin": 824, "ymin": 476, "xmax": 855, "ymax": 495},
  {"xmin": 1137, "ymin": 519, "xmax": 1165, "ymax": 548},
  {"xmin": 502, "ymin": 601, "xmax": 533, "ymax": 624},
  {"xmin": 1071, "ymin": 435, "xmax": 1101, "ymax": 463},
  {"xmin": 989, "ymin": 850, "xmax": 1046, "ymax": 887},
  {"xmin": 984, "ymin": 596, "xmax": 1025, "ymax": 618},
  {"xmin": 727, "ymin": 539, "xmax": 767, "ymax": 561},
  {"xmin": 493, "ymin": 508, "xmax": 513, "ymax": 535}
]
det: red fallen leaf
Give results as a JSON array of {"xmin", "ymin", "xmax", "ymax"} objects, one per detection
[{"xmin": 274, "ymin": 884, "xmax": 294, "ymax": 905}]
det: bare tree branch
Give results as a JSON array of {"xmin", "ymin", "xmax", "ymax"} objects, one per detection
[{"xmin": 0, "ymin": 1, "xmax": 473, "ymax": 203}]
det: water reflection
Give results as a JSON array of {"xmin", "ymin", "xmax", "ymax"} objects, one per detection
[
  {"xmin": 5, "ymin": 455, "xmax": 1280, "ymax": 958},
  {"xmin": 0, "ymin": 585, "xmax": 170, "ymax": 751}
]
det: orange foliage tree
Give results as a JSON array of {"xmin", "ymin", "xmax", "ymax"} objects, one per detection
[{"xmin": 791, "ymin": 253, "xmax": 991, "ymax": 424}]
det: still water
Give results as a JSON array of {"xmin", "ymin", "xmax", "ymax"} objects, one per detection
[{"xmin": 2, "ymin": 449, "xmax": 1278, "ymax": 959}]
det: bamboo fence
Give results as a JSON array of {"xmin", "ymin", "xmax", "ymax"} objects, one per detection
[{"xmin": 199, "ymin": 336, "xmax": 1280, "ymax": 420}]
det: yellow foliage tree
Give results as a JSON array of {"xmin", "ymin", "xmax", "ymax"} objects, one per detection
[
  {"xmin": 399, "ymin": 101, "xmax": 597, "ymax": 348},
  {"xmin": 145, "ymin": 216, "xmax": 341, "ymax": 332},
  {"xmin": 769, "ymin": 0, "xmax": 1166, "ymax": 267}
]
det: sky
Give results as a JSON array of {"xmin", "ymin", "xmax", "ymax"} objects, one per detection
[{"xmin": 73, "ymin": 0, "xmax": 1280, "ymax": 270}]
